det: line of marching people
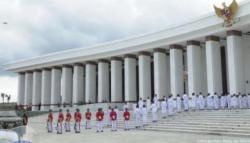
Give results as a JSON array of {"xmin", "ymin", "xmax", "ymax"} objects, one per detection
[
  {"xmin": 46, "ymin": 92, "xmax": 250, "ymax": 134},
  {"xmin": 132, "ymin": 92, "xmax": 250, "ymax": 127},
  {"xmin": 46, "ymin": 106, "xmax": 131, "ymax": 134}
]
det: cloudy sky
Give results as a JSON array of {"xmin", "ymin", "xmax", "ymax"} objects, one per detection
[{"xmin": 0, "ymin": 0, "xmax": 246, "ymax": 102}]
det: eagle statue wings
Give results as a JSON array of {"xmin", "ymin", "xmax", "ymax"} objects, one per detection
[{"xmin": 214, "ymin": 0, "xmax": 239, "ymax": 27}]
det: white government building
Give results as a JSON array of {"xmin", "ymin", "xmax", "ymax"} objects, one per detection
[{"xmin": 3, "ymin": 1, "xmax": 250, "ymax": 111}]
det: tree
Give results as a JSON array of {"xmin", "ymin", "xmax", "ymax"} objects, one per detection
[
  {"xmin": 7, "ymin": 95, "xmax": 11, "ymax": 103},
  {"xmin": 1, "ymin": 93, "xmax": 5, "ymax": 103}
]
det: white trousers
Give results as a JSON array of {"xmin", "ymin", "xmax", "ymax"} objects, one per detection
[
  {"xmin": 142, "ymin": 115, "xmax": 147, "ymax": 125},
  {"xmin": 124, "ymin": 120, "xmax": 129, "ymax": 129},
  {"xmin": 135, "ymin": 116, "xmax": 141, "ymax": 127},
  {"xmin": 184, "ymin": 102, "xmax": 189, "ymax": 111},
  {"xmin": 177, "ymin": 105, "xmax": 181, "ymax": 112},
  {"xmin": 111, "ymin": 120, "xmax": 117, "ymax": 131},
  {"xmin": 57, "ymin": 122, "xmax": 63, "ymax": 134},
  {"xmin": 65, "ymin": 122, "xmax": 71, "ymax": 132},
  {"xmin": 97, "ymin": 121, "xmax": 103, "ymax": 132},
  {"xmin": 107, "ymin": 115, "xmax": 111, "ymax": 126},
  {"xmin": 152, "ymin": 112, "xmax": 157, "ymax": 121},
  {"xmin": 47, "ymin": 122, "xmax": 53, "ymax": 133},
  {"xmin": 168, "ymin": 108, "xmax": 174, "ymax": 116},
  {"xmin": 86, "ymin": 120, "xmax": 91, "ymax": 129},
  {"xmin": 74, "ymin": 122, "xmax": 81, "ymax": 133}
]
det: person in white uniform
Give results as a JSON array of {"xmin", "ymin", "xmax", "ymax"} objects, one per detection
[
  {"xmin": 147, "ymin": 96, "xmax": 151, "ymax": 109},
  {"xmin": 238, "ymin": 93, "xmax": 243, "ymax": 109},
  {"xmin": 151, "ymin": 102, "xmax": 158, "ymax": 122},
  {"xmin": 182, "ymin": 93, "xmax": 189, "ymax": 111},
  {"xmin": 161, "ymin": 99, "xmax": 168, "ymax": 118},
  {"xmin": 202, "ymin": 95, "xmax": 206, "ymax": 109},
  {"xmin": 207, "ymin": 93, "xmax": 213, "ymax": 110},
  {"xmin": 153, "ymin": 94, "xmax": 158, "ymax": 104},
  {"xmin": 220, "ymin": 93, "xmax": 226, "ymax": 109},
  {"xmin": 176, "ymin": 94, "xmax": 182, "ymax": 113},
  {"xmin": 190, "ymin": 93, "xmax": 196, "ymax": 111},
  {"xmin": 107, "ymin": 106, "xmax": 112, "ymax": 127},
  {"xmin": 242, "ymin": 94, "xmax": 248, "ymax": 109},
  {"xmin": 231, "ymin": 94, "xmax": 237, "ymax": 109},
  {"xmin": 227, "ymin": 93, "xmax": 232, "ymax": 109},
  {"xmin": 198, "ymin": 93, "xmax": 204, "ymax": 110},
  {"xmin": 168, "ymin": 95, "xmax": 174, "ymax": 116},
  {"xmin": 134, "ymin": 105, "xmax": 142, "ymax": 128},
  {"xmin": 195, "ymin": 94, "xmax": 200, "ymax": 110},
  {"xmin": 214, "ymin": 93, "xmax": 219, "ymax": 110},
  {"xmin": 142, "ymin": 105, "xmax": 148, "ymax": 126},
  {"xmin": 138, "ymin": 98, "xmax": 144, "ymax": 110},
  {"xmin": 247, "ymin": 93, "xmax": 250, "ymax": 108}
]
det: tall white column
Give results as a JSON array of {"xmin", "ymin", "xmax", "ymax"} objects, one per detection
[
  {"xmin": 24, "ymin": 72, "xmax": 33, "ymax": 106},
  {"xmin": 17, "ymin": 72, "xmax": 25, "ymax": 105},
  {"xmin": 111, "ymin": 57, "xmax": 123, "ymax": 102},
  {"xmin": 124, "ymin": 54, "xmax": 137, "ymax": 102},
  {"xmin": 205, "ymin": 36, "xmax": 222, "ymax": 94},
  {"xmin": 85, "ymin": 62, "xmax": 97, "ymax": 103},
  {"xmin": 32, "ymin": 70, "xmax": 42, "ymax": 111},
  {"xmin": 73, "ymin": 64, "xmax": 84, "ymax": 105},
  {"xmin": 41, "ymin": 69, "xmax": 51, "ymax": 111},
  {"xmin": 170, "ymin": 45, "xmax": 184, "ymax": 97},
  {"xmin": 166, "ymin": 55, "xmax": 171, "ymax": 95},
  {"xmin": 153, "ymin": 48, "xmax": 168, "ymax": 97},
  {"xmin": 98, "ymin": 60, "xmax": 110, "ymax": 103},
  {"xmin": 187, "ymin": 41, "xmax": 202, "ymax": 96},
  {"xmin": 200, "ymin": 46, "xmax": 208, "ymax": 95},
  {"xmin": 62, "ymin": 66, "xmax": 73, "ymax": 106},
  {"xmin": 226, "ymin": 30, "xmax": 245, "ymax": 94},
  {"xmin": 138, "ymin": 51, "xmax": 151, "ymax": 100},
  {"xmin": 51, "ymin": 67, "xmax": 61, "ymax": 109}
]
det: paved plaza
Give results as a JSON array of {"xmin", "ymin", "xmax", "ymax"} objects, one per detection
[{"xmin": 23, "ymin": 113, "xmax": 250, "ymax": 143}]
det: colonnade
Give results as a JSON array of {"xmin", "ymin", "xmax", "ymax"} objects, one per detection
[{"xmin": 16, "ymin": 30, "xmax": 245, "ymax": 111}]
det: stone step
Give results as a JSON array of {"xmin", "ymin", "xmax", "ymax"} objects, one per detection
[
  {"xmin": 170, "ymin": 120, "xmax": 250, "ymax": 124},
  {"xmin": 185, "ymin": 112, "xmax": 250, "ymax": 115},
  {"xmin": 140, "ymin": 127, "xmax": 250, "ymax": 137},
  {"xmin": 180, "ymin": 113, "xmax": 250, "ymax": 116},
  {"xmin": 179, "ymin": 112, "xmax": 250, "ymax": 115},
  {"xmin": 149, "ymin": 123, "xmax": 250, "ymax": 130},
  {"xmin": 143, "ymin": 126, "xmax": 250, "ymax": 134},
  {"xmin": 168, "ymin": 118, "xmax": 250, "ymax": 122},
  {"xmin": 155, "ymin": 121, "xmax": 250, "ymax": 126}
]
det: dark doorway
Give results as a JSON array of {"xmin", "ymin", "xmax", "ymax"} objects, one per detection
[
  {"xmin": 136, "ymin": 64, "xmax": 139, "ymax": 101},
  {"xmin": 122, "ymin": 63, "xmax": 125, "ymax": 102},
  {"xmin": 151, "ymin": 60, "xmax": 155, "ymax": 99},
  {"xmin": 221, "ymin": 46, "xmax": 228, "ymax": 93}
]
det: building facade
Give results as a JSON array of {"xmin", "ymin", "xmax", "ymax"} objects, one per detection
[{"xmin": 3, "ymin": 1, "xmax": 250, "ymax": 111}]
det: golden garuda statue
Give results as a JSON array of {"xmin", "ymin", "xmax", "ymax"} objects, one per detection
[{"xmin": 214, "ymin": 0, "xmax": 239, "ymax": 27}]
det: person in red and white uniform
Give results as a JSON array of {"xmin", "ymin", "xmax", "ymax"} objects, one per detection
[
  {"xmin": 110, "ymin": 108, "xmax": 117, "ymax": 131},
  {"xmin": 65, "ymin": 109, "xmax": 71, "ymax": 132},
  {"xmin": 47, "ymin": 109, "xmax": 53, "ymax": 133},
  {"xmin": 96, "ymin": 108, "xmax": 104, "ymax": 132},
  {"xmin": 85, "ymin": 108, "xmax": 91, "ymax": 129},
  {"xmin": 106, "ymin": 106, "xmax": 112, "ymax": 127},
  {"xmin": 74, "ymin": 108, "xmax": 82, "ymax": 133},
  {"xmin": 123, "ymin": 108, "xmax": 130, "ymax": 131},
  {"xmin": 57, "ymin": 109, "xmax": 64, "ymax": 134}
]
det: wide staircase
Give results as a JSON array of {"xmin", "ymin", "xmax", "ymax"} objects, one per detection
[
  {"xmin": 115, "ymin": 109, "xmax": 250, "ymax": 137},
  {"xmin": 28, "ymin": 103, "xmax": 250, "ymax": 137}
]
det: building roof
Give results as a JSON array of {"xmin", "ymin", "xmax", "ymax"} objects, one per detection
[{"xmin": 3, "ymin": 0, "xmax": 250, "ymax": 72}]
